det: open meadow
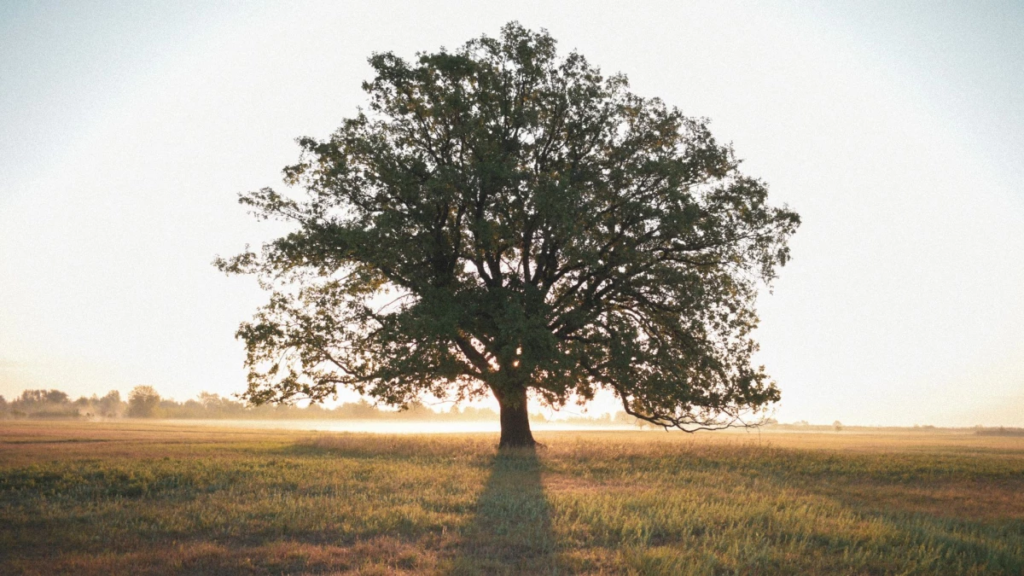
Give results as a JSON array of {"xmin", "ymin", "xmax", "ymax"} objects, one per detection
[{"xmin": 1, "ymin": 421, "xmax": 1022, "ymax": 575}]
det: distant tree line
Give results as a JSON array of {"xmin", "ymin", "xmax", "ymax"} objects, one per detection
[
  {"xmin": 0, "ymin": 389, "xmax": 124, "ymax": 419},
  {"xmin": 0, "ymin": 386, "xmax": 636, "ymax": 423}
]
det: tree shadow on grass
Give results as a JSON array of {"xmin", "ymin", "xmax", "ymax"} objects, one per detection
[{"xmin": 449, "ymin": 447, "xmax": 557, "ymax": 575}]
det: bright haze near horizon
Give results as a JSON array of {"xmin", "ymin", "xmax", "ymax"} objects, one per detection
[{"xmin": 2, "ymin": 1, "xmax": 1022, "ymax": 427}]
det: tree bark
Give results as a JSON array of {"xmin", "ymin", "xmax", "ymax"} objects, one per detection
[{"xmin": 495, "ymin": 385, "xmax": 536, "ymax": 449}]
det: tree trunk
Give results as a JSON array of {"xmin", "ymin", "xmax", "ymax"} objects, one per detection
[{"xmin": 496, "ymin": 386, "xmax": 536, "ymax": 449}]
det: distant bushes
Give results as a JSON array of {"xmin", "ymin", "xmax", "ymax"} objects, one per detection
[
  {"xmin": 27, "ymin": 408, "xmax": 83, "ymax": 419},
  {"xmin": 3, "ymin": 390, "xmax": 1017, "ymax": 430},
  {"xmin": 127, "ymin": 386, "xmax": 161, "ymax": 418},
  {"xmin": 0, "ymin": 389, "xmax": 124, "ymax": 419},
  {"xmin": 0, "ymin": 386, "xmax": 648, "ymax": 424},
  {"xmin": 975, "ymin": 427, "xmax": 1024, "ymax": 437},
  {"xmin": 0, "ymin": 386, "xmax": 544, "ymax": 422}
]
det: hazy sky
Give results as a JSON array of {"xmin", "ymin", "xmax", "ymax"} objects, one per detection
[{"xmin": 2, "ymin": 1, "xmax": 1022, "ymax": 426}]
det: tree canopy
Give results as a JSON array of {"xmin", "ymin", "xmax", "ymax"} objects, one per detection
[
  {"xmin": 216, "ymin": 23, "xmax": 800, "ymax": 447},
  {"xmin": 126, "ymin": 386, "xmax": 161, "ymax": 418}
]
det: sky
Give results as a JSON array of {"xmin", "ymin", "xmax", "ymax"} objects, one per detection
[{"xmin": 1, "ymin": 1, "xmax": 1022, "ymax": 426}]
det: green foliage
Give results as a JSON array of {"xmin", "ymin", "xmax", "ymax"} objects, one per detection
[{"xmin": 217, "ymin": 22, "xmax": 799, "ymax": 430}]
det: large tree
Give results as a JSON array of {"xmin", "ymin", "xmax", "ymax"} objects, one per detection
[{"xmin": 217, "ymin": 23, "xmax": 799, "ymax": 448}]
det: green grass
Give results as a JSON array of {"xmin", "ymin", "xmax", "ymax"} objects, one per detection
[{"xmin": 1, "ymin": 422, "xmax": 1022, "ymax": 574}]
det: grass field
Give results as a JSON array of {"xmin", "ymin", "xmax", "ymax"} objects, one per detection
[{"xmin": 1, "ymin": 421, "xmax": 1022, "ymax": 575}]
